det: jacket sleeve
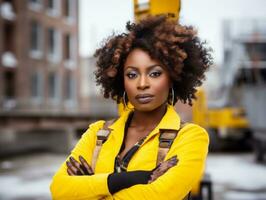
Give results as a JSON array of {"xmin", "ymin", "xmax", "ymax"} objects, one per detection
[
  {"xmin": 50, "ymin": 120, "xmax": 112, "ymax": 200},
  {"xmin": 113, "ymin": 124, "xmax": 209, "ymax": 200}
]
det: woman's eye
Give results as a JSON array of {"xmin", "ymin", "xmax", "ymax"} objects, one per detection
[
  {"xmin": 126, "ymin": 73, "xmax": 137, "ymax": 79},
  {"xmin": 150, "ymin": 71, "xmax": 162, "ymax": 77}
]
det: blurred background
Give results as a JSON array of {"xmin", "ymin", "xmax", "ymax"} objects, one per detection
[{"xmin": 0, "ymin": 0, "xmax": 266, "ymax": 199}]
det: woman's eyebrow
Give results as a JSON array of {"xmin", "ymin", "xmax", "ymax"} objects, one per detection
[{"xmin": 125, "ymin": 64, "xmax": 162, "ymax": 71}]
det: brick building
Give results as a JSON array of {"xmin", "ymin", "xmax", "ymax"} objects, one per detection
[
  {"xmin": 0, "ymin": 0, "xmax": 79, "ymax": 112},
  {"xmin": 0, "ymin": 0, "xmax": 84, "ymax": 154}
]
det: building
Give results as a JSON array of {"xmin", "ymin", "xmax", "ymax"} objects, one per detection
[
  {"xmin": 0, "ymin": 0, "xmax": 79, "ymax": 112},
  {"xmin": 0, "ymin": 0, "xmax": 82, "ymax": 154}
]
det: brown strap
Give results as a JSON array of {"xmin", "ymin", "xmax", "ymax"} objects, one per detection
[
  {"xmin": 156, "ymin": 121, "xmax": 186, "ymax": 165},
  {"xmin": 91, "ymin": 119, "xmax": 116, "ymax": 171},
  {"xmin": 157, "ymin": 121, "xmax": 191, "ymax": 200}
]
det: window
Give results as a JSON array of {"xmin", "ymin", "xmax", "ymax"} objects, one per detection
[
  {"xmin": 2, "ymin": 21, "xmax": 17, "ymax": 67},
  {"xmin": 31, "ymin": 71, "xmax": 43, "ymax": 99},
  {"xmin": 3, "ymin": 71, "xmax": 16, "ymax": 109},
  {"xmin": 65, "ymin": 72, "xmax": 75, "ymax": 100},
  {"xmin": 245, "ymin": 43, "xmax": 266, "ymax": 61},
  {"xmin": 63, "ymin": 33, "xmax": 76, "ymax": 68},
  {"xmin": 63, "ymin": 0, "xmax": 69, "ymax": 17},
  {"xmin": 63, "ymin": 0, "xmax": 75, "ymax": 22},
  {"xmin": 47, "ymin": 0, "xmax": 55, "ymax": 9},
  {"xmin": 135, "ymin": 0, "xmax": 149, "ymax": 10},
  {"xmin": 47, "ymin": 0, "xmax": 60, "ymax": 16},
  {"xmin": 47, "ymin": 28, "xmax": 61, "ymax": 62},
  {"xmin": 30, "ymin": 21, "xmax": 43, "ymax": 59},
  {"xmin": 48, "ymin": 72, "xmax": 59, "ymax": 100},
  {"xmin": 4, "ymin": 71, "xmax": 15, "ymax": 99},
  {"xmin": 28, "ymin": 0, "xmax": 43, "ymax": 11},
  {"xmin": 3, "ymin": 22, "xmax": 15, "ymax": 52},
  {"xmin": 30, "ymin": 21, "xmax": 40, "ymax": 51},
  {"xmin": 48, "ymin": 28, "xmax": 55, "ymax": 55},
  {"xmin": 64, "ymin": 34, "xmax": 70, "ymax": 60}
]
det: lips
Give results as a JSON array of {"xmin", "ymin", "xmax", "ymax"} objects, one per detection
[{"xmin": 135, "ymin": 94, "xmax": 154, "ymax": 104}]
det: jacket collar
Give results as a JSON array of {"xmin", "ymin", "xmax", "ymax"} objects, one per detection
[{"xmin": 109, "ymin": 104, "xmax": 181, "ymax": 135}]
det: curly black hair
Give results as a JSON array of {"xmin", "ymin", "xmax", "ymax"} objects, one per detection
[{"xmin": 94, "ymin": 15, "xmax": 212, "ymax": 106}]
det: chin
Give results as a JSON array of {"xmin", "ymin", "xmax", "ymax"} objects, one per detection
[{"xmin": 133, "ymin": 103, "xmax": 163, "ymax": 112}]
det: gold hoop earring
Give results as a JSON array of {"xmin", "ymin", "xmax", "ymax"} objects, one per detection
[{"xmin": 123, "ymin": 91, "xmax": 129, "ymax": 109}]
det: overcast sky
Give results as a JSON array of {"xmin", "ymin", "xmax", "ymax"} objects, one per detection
[{"xmin": 79, "ymin": 0, "xmax": 266, "ymax": 64}]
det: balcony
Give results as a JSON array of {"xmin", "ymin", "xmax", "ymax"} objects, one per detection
[
  {"xmin": 1, "ymin": 51, "xmax": 17, "ymax": 68},
  {"xmin": 0, "ymin": 2, "xmax": 16, "ymax": 21}
]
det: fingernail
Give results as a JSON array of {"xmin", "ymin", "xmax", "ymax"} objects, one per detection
[
  {"xmin": 79, "ymin": 155, "xmax": 84, "ymax": 161},
  {"xmin": 70, "ymin": 156, "xmax": 76, "ymax": 162},
  {"xmin": 170, "ymin": 161, "xmax": 177, "ymax": 166},
  {"xmin": 170, "ymin": 157, "xmax": 175, "ymax": 161},
  {"xmin": 172, "ymin": 156, "xmax": 177, "ymax": 161},
  {"xmin": 66, "ymin": 161, "xmax": 70, "ymax": 166},
  {"xmin": 170, "ymin": 159, "xmax": 177, "ymax": 164}
]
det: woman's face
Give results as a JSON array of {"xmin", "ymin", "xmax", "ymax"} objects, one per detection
[{"xmin": 123, "ymin": 48, "xmax": 171, "ymax": 112}]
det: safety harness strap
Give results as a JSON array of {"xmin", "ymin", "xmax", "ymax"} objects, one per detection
[{"xmin": 91, "ymin": 119, "xmax": 116, "ymax": 170}]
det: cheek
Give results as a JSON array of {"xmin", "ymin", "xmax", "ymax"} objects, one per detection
[
  {"xmin": 154, "ymin": 78, "xmax": 170, "ymax": 96},
  {"xmin": 124, "ymin": 80, "xmax": 135, "ymax": 97}
]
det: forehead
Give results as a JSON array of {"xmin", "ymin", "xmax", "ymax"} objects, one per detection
[{"xmin": 124, "ymin": 48, "xmax": 162, "ymax": 70}]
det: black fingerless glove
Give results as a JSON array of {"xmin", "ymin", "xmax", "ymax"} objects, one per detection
[{"xmin": 107, "ymin": 170, "xmax": 152, "ymax": 194}]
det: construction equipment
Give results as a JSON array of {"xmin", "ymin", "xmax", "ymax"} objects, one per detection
[
  {"xmin": 192, "ymin": 87, "xmax": 250, "ymax": 151},
  {"xmin": 227, "ymin": 19, "xmax": 266, "ymax": 162},
  {"xmin": 191, "ymin": 19, "xmax": 261, "ymax": 152},
  {"xmin": 134, "ymin": 0, "xmax": 181, "ymax": 21},
  {"xmin": 193, "ymin": 19, "xmax": 266, "ymax": 161}
]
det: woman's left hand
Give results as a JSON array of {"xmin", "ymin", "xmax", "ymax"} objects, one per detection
[
  {"xmin": 66, "ymin": 156, "xmax": 94, "ymax": 176},
  {"xmin": 148, "ymin": 155, "xmax": 178, "ymax": 183}
]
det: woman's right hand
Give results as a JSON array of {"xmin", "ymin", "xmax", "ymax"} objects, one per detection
[
  {"xmin": 66, "ymin": 156, "xmax": 94, "ymax": 176},
  {"xmin": 148, "ymin": 155, "xmax": 178, "ymax": 183}
]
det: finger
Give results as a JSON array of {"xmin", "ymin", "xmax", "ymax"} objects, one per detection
[
  {"xmin": 67, "ymin": 159, "xmax": 83, "ymax": 175},
  {"xmin": 69, "ymin": 157, "xmax": 86, "ymax": 175},
  {"xmin": 67, "ymin": 167, "xmax": 75, "ymax": 176},
  {"xmin": 66, "ymin": 161, "xmax": 79, "ymax": 175},
  {"xmin": 79, "ymin": 156, "xmax": 94, "ymax": 174},
  {"xmin": 167, "ymin": 155, "xmax": 177, "ymax": 162},
  {"xmin": 167, "ymin": 160, "xmax": 177, "ymax": 168},
  {"xmin": 79, "ymin": 163, "xmax": 90, "ymax": 175},
  {"xmin": 79, "ymin": 156, "xmax": 94, "ymax": 175},
  {"xmin": 167, "ymin": 157, "xmax": 178, "ymax": 167},
  {"xmin": 152, "ymin": 163, "xmax": 175, "ymax": 177},
  {"xmin": 78, "ymin": 156, "xmax": 91, "ymax": 175}
]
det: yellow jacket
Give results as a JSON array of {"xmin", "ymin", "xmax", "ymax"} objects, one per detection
[{"xmin": 50, "ymin": 105, "xmax": 209, "ymax": 200}]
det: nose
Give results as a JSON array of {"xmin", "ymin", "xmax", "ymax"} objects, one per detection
[{"xmin": 137, "ymin": 75, "xmax": 150, "ymax": 90}]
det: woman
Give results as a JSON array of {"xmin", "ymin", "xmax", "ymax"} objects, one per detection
[{"xmin": 50, "ymin": 15, "xmax": 212, "ymax": 200}]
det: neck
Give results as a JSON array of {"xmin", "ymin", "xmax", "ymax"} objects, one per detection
[{"xmin": 130, "ymin": 103, "xmax": 168, "ymax": 129}]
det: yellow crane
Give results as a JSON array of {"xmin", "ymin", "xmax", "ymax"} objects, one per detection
[
  {"xmin": 134, "ymin": 0, "xmax": 181, "ymax": 21},
  {"xmin": 192, "ymin": 88, "xmax": 249, "ymax": 151}
]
